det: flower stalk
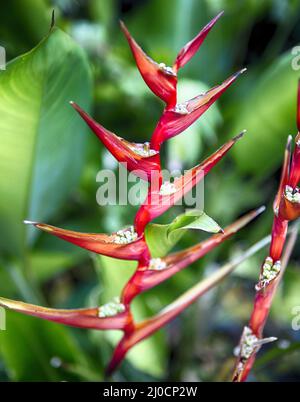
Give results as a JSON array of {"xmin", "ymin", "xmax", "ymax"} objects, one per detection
[{"xmin": 232, "ymin": 83, "xmax": 300, "ymax": 382}]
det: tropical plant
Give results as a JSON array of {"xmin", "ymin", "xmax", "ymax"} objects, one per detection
[{"xmin": 0, "ymin": 12, "xmax": 265, "ymax": 375}]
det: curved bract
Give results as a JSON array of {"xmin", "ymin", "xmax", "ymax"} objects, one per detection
[{"xmin": 24, "ymin": 221, "xmax": 149, "ymax": 261}]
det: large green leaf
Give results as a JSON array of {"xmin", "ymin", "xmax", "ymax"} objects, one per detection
[{"xmin": 0, "ymin": 26, "xmax": 92, "ymax": 256}]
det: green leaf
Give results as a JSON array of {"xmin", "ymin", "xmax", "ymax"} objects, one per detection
[
  {"xmin": 0, "ymin": 27, "xmax": 92, "ymax": 256},
  {"xmin": 167, "ymin": 210, "xmax": 222, "ymax": 236},
  {"xmin": 145, "ymin": 222, "xmax": 183, "ymax": 258},
  {"xmin": 0, "ymin": 0, "xmax": 51, "ymax": 56},
  {"xmin": 230, "ymin": 51, "xmax": 299, "ymax": 176},
  {"xmin": 145, "ymin": 210, "xmax": 221, "ymax": 257},
  {"xmin": 0, "ymin": 311, "xmax": 85, "ymax": 381}
]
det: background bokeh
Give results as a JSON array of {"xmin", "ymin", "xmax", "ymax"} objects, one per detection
[{"xmin": 0, "ymin": 0, "xmax": 300, "ymax": 382}]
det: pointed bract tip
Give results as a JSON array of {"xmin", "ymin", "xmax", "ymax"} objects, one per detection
[
  {"xmin": 23, "ymin": 220, "xmax": 38, "ymax": 226},
  {"xmin": 204, "ymin": 11, "xmax": 224, "ymax": 29},
  {"xmin": 233, "ymin": 68, "xmax": 247, "ymax": 80},
  {"xmin": 69, "ymin": 100, "xmax": 78, "ymax": 109},
  {"xmin": 255, "ymin": 205, "xmax": 266, "ymax": 216},
  {"xmin": 69, "ymin": 101, "xmax": 80, "ymax": 113},
  {"xmin": 119, "ymin": 20, "xmax": 128, "ymax": 35},
  {"xmin": 50, "ymin": 9, "xmax": 55, "ymax": 29},
  {"xmin": 210, "ymin": 10, "xmax": 224, "ymax": 24},
  {"xmin": 286, "ymin": 135, "xmax": 293, "ymax": 150},
  {"xmin": 256, "ymin": 336, "xmax": 278, "ymax": 346},
  {"xmin": 233, "ymin": 130, "xmax": 246, "ymax": 142}
]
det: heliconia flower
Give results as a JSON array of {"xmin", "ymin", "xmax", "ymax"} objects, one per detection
[
  {"xmin": 232, "ymin": 132, "xmax": 300, "ymax": 382},
  {"xmin": 122, "ymin": 207, "xmax": 265, "ymax": 304},
  {"xmin": 0, "ymin": 297, "xmax": 131, "ymax": 330},
  {"xmin": 232, "ymin": 231, "xmax": 297, "ymax": 383},
  {"xmin": 232, "ymin": 225, "xmax": 298, "ymax": 382},
  {"xmin": 23, "ymin": 221, "xmax": 150, "ymax": 262},
  {"xmin": 0, "ymin": 13, "xmax": 258, "ymax": 378},
  {"xmin": 135, "ymin": 132, "xmax": 245, "ymax": 235},
  {"xmin": 70, "ymin": 101, "xmax": 160, "ymax": 181},
  {"xmin": 150, "ymin": 70, "xmax": 246, "ymax": 150},
  {"xmin": 107, "ymin": 234, "xmax": 269, "ymax": 374},
  {"xmin": 120, "ymin": 12, "xmax": 223, "ymax": 106}
]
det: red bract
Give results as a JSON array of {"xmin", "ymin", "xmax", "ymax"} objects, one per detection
[
  {"xmin": 121, "ymin": 12, "xmax": 223, "ymax": 106},
  {"xmin": 287, "ymin": 132, "xmax": 300, "ymax": 188},
  {"xmin": 268, "ymin": 216, "xmax": 288, "ymax": 261},
  {"xmin": 24, "ymin": 221, "xmax": 149, "ymax": 262},
  {"xmin": 0, "ymin": 297, "xmax": 131, "ymax": 330},
  {"xmin": 135, "ymin": 132, "xmax": 245, "ymax": 235},
  {"xmin": 273, "ymin": 136, "xmax": 291, "ymax": 213},
  {"xmin": 120, "ymin": 21, "xmax": 177, "ymax": 106},
  {"xmin": 150, "ymin": 70, "xmax": 246, "ymax": 150},
  {"xmin": 1, "ymin": 13, "xmax": 258, "ymax": 376},
  {"xmin": 173, "ymin": 12, "xmax": 224, "ymax": 71},
  {"xmin": 277, "ymin": 135, "xmax": 300, "ymax": 222},
  {"xmin": 70, "ymin": 101, "xmax": 161, "ymax": 181},
  {"xmin": 297, "ymin": 79, "xmax": 300, "ymax": 132},
  {"xmin": 279, "ymin": 194, "xmax": 300, "ymax": 221}
]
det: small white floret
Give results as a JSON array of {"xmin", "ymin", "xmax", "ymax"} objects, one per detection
[
  {"xmin": 98, "ymin": 297, "xmax": 126, "ymax": 318},
  {"xmin": 114, "ymin": 226, "xmax": 138, "ymax": 244},
  {"xmin": 149, "ymin": 258, "xmax": 167, "ymax": 271}
]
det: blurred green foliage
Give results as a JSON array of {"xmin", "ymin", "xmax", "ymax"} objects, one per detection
[{"xmin": 0, "ymin": 0, "xmax": 300, "ymax": 382}]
